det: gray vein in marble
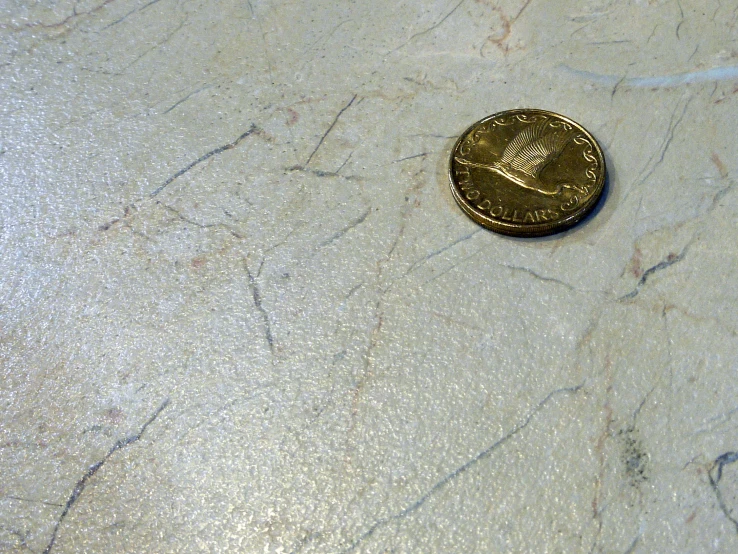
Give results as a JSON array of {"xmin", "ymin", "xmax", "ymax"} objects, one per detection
[
  {"xmin": 676, "ymin": 0, "xmax": 685, "ymax": 39},
  {"xmin": 162, "ymin": 84, "xmax": 212, "ymax": 115},
  {"xmin": 630, "ymin": 95, "xmax": 692, "ymax": 205},
  {"xmin": 173, "ymin": 386, "xmax": 276, "ymax": 444},
  {"xmin": 3, "ymin": 0, "xmax": 116, "ymax": 30},
  {"xmin": 286, "ymin": 164, "xmax": 361, "ymax": 181},
  {"xmin": 503, "ymin": 264, "xmax": 600, "ymax": 294},
  {"xmin": 298, "ymin": 19, "xmax": 354, "ymax": 75},
  {"xmin": 392, "ymin": 152, "xmax": 428, "ymax": 163},
  {"xmin": 43, "ymin": 400, "xmax": 170, "ymax": 554},
  {"xmin": 620, "ymin": 240, "xmax": 692, "ymax": 300},
  {"xmin": 421, "ymin": 244, "xmax": 491, "ymax": 285},
  {"xmin": 694, "ymin": 406, "xmax": 738, "ymax": 436},
  {"xmin": 150, "ymin": 123, "xmax": 260, "ymax": 198},
  {"xmin": 305, "ymin": 94, "xmax": 358, "ymax": 167},
  {"xmin": 0, "ymin": 524, "xmax": 31, "ymax": 553},
  {"xmin": 1, "ymin": 496, "xmax": 63, "ymax": 508},
  {"xmin": 709, "ymin": 452, "xmax": 738, "ymax": 534},
  {"xmin": 319, "ymin": 208, "xmax": 371, "ymax": 249},
  {"xmin": 623, "ymin": 534, "xmax": 641, "ymax": 554},
  {"xmin": 392, "ymin": 0, "xmax": 467, "ymax": 52},
  {"xmin": 405, "ymin": 229, "xmax": 483, "ymax": 275},
  {"xmin": 245, "ymin": 259, "xmax": 274, "ymax": 353},
  {"xmin": 335, "ymin": 150, "xmax": 355, "ymax": 174},
  {"xmin": 113, "ymin": 16, "xmax": 189, "ymax": 76},
  {"xmin": 157, "ymin": 202, "xmax": 244, "ymax": 239},
  {"xmin": 103, "ymin": 0, "xmax": 165, "ymax": 30},
  {"xmin": 339, "ymin": 383, "xmax": 583, "ymax": 554}
]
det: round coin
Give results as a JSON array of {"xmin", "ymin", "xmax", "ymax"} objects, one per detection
[{"xmin": 449, "ymin": 109, "xmax": 606, "ymax": 237}]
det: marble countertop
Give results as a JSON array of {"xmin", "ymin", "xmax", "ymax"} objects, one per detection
[{"xmin": 2, "ymin": 0, "xmax": 738, "ymax": 552}]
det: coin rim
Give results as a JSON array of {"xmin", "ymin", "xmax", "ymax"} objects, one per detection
[{"xmin": 448, "ymin": 109, "xmax": 606, "ymax": 237}]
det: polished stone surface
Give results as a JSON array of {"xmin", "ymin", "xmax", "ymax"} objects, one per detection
[{"xmin": 2, "ymin": 0, "xmax": 738, "ymax": 552}]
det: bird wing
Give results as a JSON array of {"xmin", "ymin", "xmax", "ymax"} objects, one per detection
[
  {"xmin": 499, "ymin": 119, "xmax": 548, "ymax": 167},
  {"xmin": 503, "ymin": 122, "xmax": 573, "ymax": 178}
]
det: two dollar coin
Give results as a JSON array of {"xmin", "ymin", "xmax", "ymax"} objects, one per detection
[{"xmin": 449, "ymin": 109, "xmax": 606, "ymax": 237}]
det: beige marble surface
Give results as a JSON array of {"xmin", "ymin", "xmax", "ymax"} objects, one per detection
[{"xmin": 2, "ymin": 0, "xmax": 738, "ymax": 552}]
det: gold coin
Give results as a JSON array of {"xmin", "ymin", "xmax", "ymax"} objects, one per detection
[{"xmin": 449, "ymin": 109, "xmax": 606, "ymax": 237}]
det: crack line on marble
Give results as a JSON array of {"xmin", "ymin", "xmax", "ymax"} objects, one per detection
[
  {"xmin": 262, "ymin": 222, "xmax": 306, "ymax": 256},
  {"xmin": 620, "ymin": 240, "xmax": 691, "ymax": 300},
  {"xmin": 341, "ymin": 176, "xmax": 427, "ymax": 465},
  {"xmin": 0, "ymin": 0, "xmax": 116, "ymax": 31},
  {"xmin": 711, "ymin": 0, "xmax": 723, "ymax": 21},
  {"xmin": 630, "ymin": 95, "xmax": 692, "ymax": 207},
  {"xmin": 158, "ymin": 202, "xmax": 244, "ymax": 239},
  {"xmin": 249, "ymin": 0, "xmax": 276, "ymax": 83},
  {"xmin": 343, "ymin": 282, "xmax": 364, "ymax": 300},
  {"xmin": 503, "ymin": 264, "xmax": 609, "ymax": 295},
  {"xmin": 693, "ymin": 405, "xmax": 738, "ymax": 436},
  {"xmin": 623, "ymin": 534, "xmax": 641, "ymax": 554},
  {"xmin": 319, "ymin": 208, "xmax": 371, "ymax": 248},
  {"xmin": 404, "ymin": 229, "xmax": 483, "ymax": 276},
  {"xmin": 662, "ymin": 304, "xmax": 676, "ymax": 414},
  {"xmin": 334, "ymin": 150, "xmax": 355, "ymax": 174},
  {"xmin": 392, "ymin": 0, "xmax": 466, "ymax": 52},
  {"xmin": 410, "ymin": 305, "xmax": 485, "ymax": 332},
  {"xmin": 162, "ymin": 84, "xmax": 212, "ymax": 114},
  {"xmin": 288, "ymin": 530, "xmax": 325, "ymax": 554},
  {"xmin": 285, "ymin": 165, "xmax": 361, "ymax": 181},
  {"xmin": 619, "ymin": 183, "xmax": 734, "ymax": 290},
  {"xmin": 305, "ymin": 94, "xmax": 357, "ymax": 166},
  {"xmin": 117, "ymin": 16, "xmax": 189, "ymax": 75},
  {"xmin": 611, "ymin": 74, "xmax": 626, "ymax": 99},
  {"xmin": 422, "ymin": 244, "xmax": 491, "ymax": 284},
  {"xmin": 339, "ymin": 383, "xmax": 584, "ymax": 553},
  {"xmin": 514, "ymin": 0, "xmax": 536, "ymax": 21},
  {"xmin": 633, "ymin": 385, "xmax": 657, "ymax": 427},
  {"xmin": 392, "ymin": 152, "xmax": 428, "ymax": 163},
  {"xmin": 0, "ymin": 524, "xmax": 31, "ymax": 552},
  {"xmin": 709, "ymin": 451, "xmax": 738, "ymax": 534},
  {"xmin": 504, "ymin": 264, "xmax": 580, "ymax": 292},
  {"xmin": 710, "ymin": 80, "xmax": 719, "ymax": 98},
  {"xmin": 2, "ymin": 495, "xmax": 64, "ymax": 507},
  {"xmin": 42, "ymin": 399, "xmax": 170, "ymax": 554},
  {"xmin": 589, "ymin": 40, "xmax": 632, "ymax": 46},
  {"xmin": 344, "ymin": 297, "xmax": 384, "ymax": 461},
  {"xmin": 102, "ymin": 0, "xmax": 164, "ymax": 30},
  {"xmin": 369, "ymin": 166, "xmax": 436, "ymax": 294},
  {"xmin": 150, "ymin": 123, "xmax": 259, "ymax": 197},
  {"xmin": 298, "ymin": 19, "xmax": 354, "ymax": 75},
  {"xmin": 570, "ymin": 20, "xmax": 595, "ymax": 38},
  {"xmin": 688, "ymin": 43, "xmax": 700, "ymax": 62},
  {"xmin": 646, "ymin": 23, "xmax": 659, "ymax": 43},
  {"xmin": 173, "ymin": 386, "xmax": 276, "ymax": 443},
  {"xmin": 245, "ymin": 259, "xmax": 274, "ymax": 353},
  {"xmin": 709, "ymin": 180, "xmax": 736, "ymax": 211}
]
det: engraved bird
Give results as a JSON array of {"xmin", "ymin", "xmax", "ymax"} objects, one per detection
[{"xmin": 455, "ymin": 120, "xmax": 576, "ymax": 196}]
